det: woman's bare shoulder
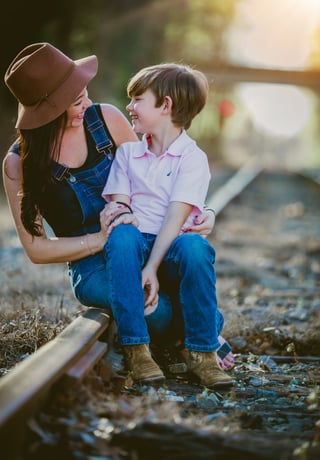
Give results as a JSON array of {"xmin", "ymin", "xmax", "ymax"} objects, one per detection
[
  {"xmin": 99, "ymin": 102, "xmax": 125, "ymax": 117},
  {"xmin": 2, "ymin": 151, "xmax": 21, "ymax": 181},
  {"xmin": 99, "ymin": 103, "xmax": 137, "ymax": 145}
]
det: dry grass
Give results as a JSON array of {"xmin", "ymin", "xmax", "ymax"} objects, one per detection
[
  {"xmin": 0, "ymin": 191, "xmax": 80, "ymax": 376},
  {"xmin": 0, "ymin": 305, "xmax": 72, "ymax": 376}
]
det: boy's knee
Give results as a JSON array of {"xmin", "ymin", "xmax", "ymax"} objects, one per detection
[
  {"xmin": 107, "ymin": 224, "xmax": 142, "ymax": 254},
  {"xmin": 109, "ymin": 223, "xmax": 139, "ymax": 242},
  {"xmin": 174, "ymin": 234, "xmax": 215, "ymax": 263}
]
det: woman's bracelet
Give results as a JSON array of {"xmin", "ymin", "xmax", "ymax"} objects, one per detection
[
  {"xmin": 116, "ymin": 201, "xmax": 133, "ymax": 214},
  {"xmin": 80, "ymin": 234, "xmax": 95, "ymax": 256},
  {"xmin": 86, "ymin": 234, "xmax": 95, "ymax": 255},
  {"xmin": 115, "ymin": 201, "xmax": 133, "ymax": 213},
  {"xmin": 204, "ymin": 206, "xmax": 216, "ymax": 216},
  {"xmin": 109, "ymin": 211, "xmax": 132, "ymax": 226}
]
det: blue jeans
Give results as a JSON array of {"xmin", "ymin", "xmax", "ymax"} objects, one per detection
[{"xmin": 69, "ymin": 224, "xmax": 223, "ymax": 352}]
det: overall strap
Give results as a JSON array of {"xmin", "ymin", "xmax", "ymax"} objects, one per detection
[
  {"xmin": 51, "ymin": 104, "xmax": 113, "ymax": 181},
  {"xmin": 84, "ymin": 103, "xmax": 113, "ymax": 155}
]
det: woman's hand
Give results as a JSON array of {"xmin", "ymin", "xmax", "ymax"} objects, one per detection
[
  {"xmin": 103, "ymin": 201, "xmax": 129, "ymax": 223},
  {"xmin": 186, "ymin": 209, "xmax": 216, "ymax": 236},
  {"xmin": 100, "ymin": 202, "xmax": 139, "ymax": 237}
]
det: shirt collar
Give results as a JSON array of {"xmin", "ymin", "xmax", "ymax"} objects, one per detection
[{"xmin": 134, "ymin": 130, "xmax": 194, "ymax": 158}]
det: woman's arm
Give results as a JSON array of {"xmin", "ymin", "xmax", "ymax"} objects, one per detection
[
  {"xmin": 2, "ymin": 105, "xmax": 138, "ymax": 264},
  {"xmin": 2, "ymin": 152, "xmax": 106, "ymax": 264}
]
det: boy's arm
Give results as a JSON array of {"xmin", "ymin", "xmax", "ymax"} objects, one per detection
[
  {"xmin": 143, "ymin": 201, "xmax": 192, "ymax": 305},
  {"xmin": 110, "ymin": 194, "xmax": 131, "ymax": 205}
]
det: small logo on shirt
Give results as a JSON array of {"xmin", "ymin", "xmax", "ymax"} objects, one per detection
[{"xmin": 166, "ymin": 171, "xmax": 172, "ymax": 176}]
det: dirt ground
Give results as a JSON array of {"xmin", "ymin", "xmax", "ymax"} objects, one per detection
[{"xmin": 212, "ymin": 169, "xmax": 320, "ymax": 357}]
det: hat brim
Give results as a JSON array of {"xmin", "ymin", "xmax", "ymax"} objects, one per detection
[{"xmin": 15, "ymin": 55, "xmax": 98, "ymax": 129}]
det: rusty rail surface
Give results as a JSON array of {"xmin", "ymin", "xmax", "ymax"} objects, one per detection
[
  {"xmin": 207, "ymin": 155, "xmax": 264, "ymax": 215},
  {"xmin": 0, "ymin": 307, "xmax": 110, "ymax": 445}
]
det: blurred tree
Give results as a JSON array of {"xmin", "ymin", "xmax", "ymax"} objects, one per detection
[
  {"xmin": 162, "ymin": 0, "xmax": 235, "ymax": 65},
  {"xmin": 86, "ymin": 0, "xmax": 237, "ymax": 108},
  {"xmin": 0, "ymin": 0, "xmax": 75, "ymax": 104},
  {"xmin": 69, "ymin": 0, "xmax": 158, "ymax": 105}
]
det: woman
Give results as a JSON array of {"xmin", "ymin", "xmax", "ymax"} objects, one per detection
[{"xmin": 3, "ymin": 43, "xmax": 232, "ymax": 387}]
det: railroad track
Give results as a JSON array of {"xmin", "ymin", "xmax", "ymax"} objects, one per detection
[
  {"xmin": 0, "ymin": 308, "xmax": 111, "ymax": 454},
  {"xmin": 0, "ymin": 159, "xmax": 319, "ymax": 459}
]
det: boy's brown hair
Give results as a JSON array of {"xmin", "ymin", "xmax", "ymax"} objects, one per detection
[{"xmin": 127, "ymin": 63, "xmax": 209, "ymax": 129}]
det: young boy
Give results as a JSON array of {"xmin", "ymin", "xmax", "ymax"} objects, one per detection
[
  {"xmin": 102, "ymin": 63, "xmax": 233, "ymax": 387},
  {"xmin": 103, "ymin": 63, "xmax": 211, "ymax": 304}
]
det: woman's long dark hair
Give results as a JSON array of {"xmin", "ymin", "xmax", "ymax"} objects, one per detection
[{"xmin": 18, "ymin": 113, "xmax": 67, "ymax": 236}]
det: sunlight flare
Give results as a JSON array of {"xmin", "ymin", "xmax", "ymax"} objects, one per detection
[
  {"xmin": 228, "ymin": 0, "xmax": 320, "ymax": 137},
  {"xmin": 237, "ymin": 84, "xmax": 314, "ymax": 137}
]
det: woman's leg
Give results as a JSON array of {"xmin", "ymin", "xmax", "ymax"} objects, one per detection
[
  {"xmin": 71, "ymin": 224, "xmax": 148, "ymax": 343},
  {"xmin": 70, "ymin": 224, "xmax": 164, "ymax": 383}
]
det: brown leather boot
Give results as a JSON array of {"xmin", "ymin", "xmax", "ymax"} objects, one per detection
[
  {"xmin": 186, "ymin": 350, "xmax": 233, "ymax": 388},
  {"xmin": 123, "ymin": 344, "xmax": 165, "ymax": 384}
]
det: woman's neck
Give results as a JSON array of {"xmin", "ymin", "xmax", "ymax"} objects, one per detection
[{"xmin": 59, "ymin": 125, "xmax": 88, "ymax": 168}]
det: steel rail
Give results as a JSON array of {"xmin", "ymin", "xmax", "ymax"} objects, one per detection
[
  {"xmin": 207, "ymin": 155, "xmax": 264, "ymax": 215},
  {"xmin": 0, "ymin": 307, "xmax": 110, "ymax": 446}
]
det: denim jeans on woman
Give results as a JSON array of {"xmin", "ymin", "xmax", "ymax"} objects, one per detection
[{"xmin": 69, "ymin": 223, "xmax": 224, "ymax": 352}]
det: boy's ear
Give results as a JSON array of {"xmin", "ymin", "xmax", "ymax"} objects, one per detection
[{"xmin": 163, "ymin": 96, "xmax": 173, "ymax": 112}]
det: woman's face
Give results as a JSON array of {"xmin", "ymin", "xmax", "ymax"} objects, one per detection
[{"xmin": 66, "ymin": 88, "xmax": 92, "ymax": 128}]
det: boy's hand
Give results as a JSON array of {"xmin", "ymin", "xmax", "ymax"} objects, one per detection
[{"xmin": 142, "ymin": 265, "xmax": 159, "ymax": 307}]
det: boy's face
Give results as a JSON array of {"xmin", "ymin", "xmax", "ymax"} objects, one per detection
[{"xmin": 126, "ymin": 89, "xmax": 165, "ymax": 134}]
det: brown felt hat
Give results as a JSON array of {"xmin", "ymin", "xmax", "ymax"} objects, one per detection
[{"xmin": 4, "ymin": 42, "xmax": 98, "ymax": 129}]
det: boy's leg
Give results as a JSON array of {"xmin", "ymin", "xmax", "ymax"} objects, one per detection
[{"xmin": 160, "ymin": 234, "xmax": 233, "ymax": 387}]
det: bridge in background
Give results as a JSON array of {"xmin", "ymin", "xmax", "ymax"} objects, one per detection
[{"xmin": 204, "ymin": 64, "xmax": 320, "ymax": 90}]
